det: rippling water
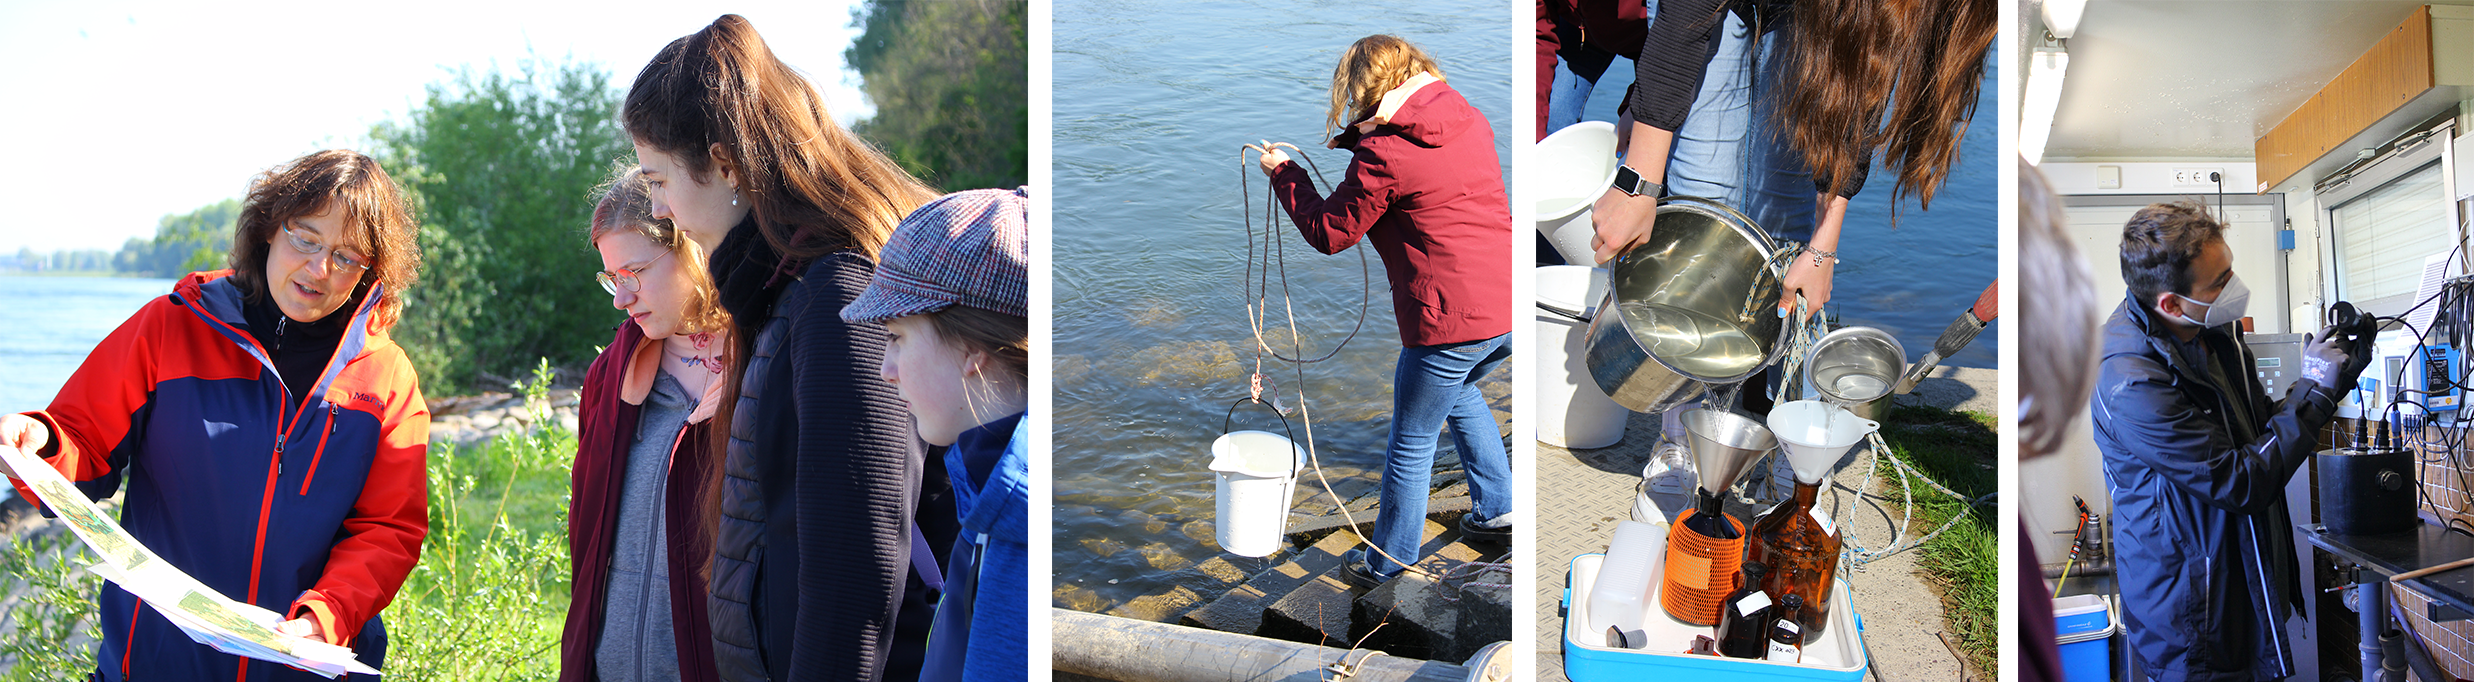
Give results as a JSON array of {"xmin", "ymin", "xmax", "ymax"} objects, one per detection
[
  {"xmin": 1052, "ymin": 0, "xmax": 1513, "ymax": 611},
  {"xmin": 0, "ymin": 276, "xmax": 179, "ymax": 415}
]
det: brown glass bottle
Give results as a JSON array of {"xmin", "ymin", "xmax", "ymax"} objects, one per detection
[
  {"xmin": 1715, "ymin": 562, "xmax": 1774, "ymax": 658},
  {"xmin": 1765, "ymin": 594, "xmax": 1806, "ymax": 663},
  {"xmin": 1745, "ymin": 477, "xmax": 1841, "ymax": 634}
]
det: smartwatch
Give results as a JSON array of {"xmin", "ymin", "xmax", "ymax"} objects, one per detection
[{"xmin": 1612, "ymin": 165, "xmax": 1664, "ymax": 198}]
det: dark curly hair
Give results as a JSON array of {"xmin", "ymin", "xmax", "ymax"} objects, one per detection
[{"xmin": 2119, "ymin": 200, "xmax": 2227, "ymax": 312}]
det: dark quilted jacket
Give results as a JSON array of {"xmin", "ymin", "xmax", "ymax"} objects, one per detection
[{"xmin": 706, "ymin": 248, "xmax": 953, "ymax": 682}]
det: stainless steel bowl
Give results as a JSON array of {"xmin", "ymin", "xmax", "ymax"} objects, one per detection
[
  {"xmin": 1583, "ymin": 197, "xmax": 1789, "ymax": 412},
  {"xmin": 1803, "ymin": 326, "xmax": 1906, "ymax": 419}
]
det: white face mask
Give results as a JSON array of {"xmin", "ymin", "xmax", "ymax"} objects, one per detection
[{"xmin": 2174, "ymin": 272, "xmax": 2251, "ymax": 328}]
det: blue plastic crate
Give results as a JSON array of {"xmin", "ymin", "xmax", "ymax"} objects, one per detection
[
  {"xmin": 1563, "ymin": 554, "xmax": 1868, "ymax": 682},
  {"xmin": 2053, "ymin": 595, "xmax": 2116, "ymax": 682}
]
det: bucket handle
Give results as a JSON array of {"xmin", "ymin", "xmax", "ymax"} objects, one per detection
[
  {"xmin": 1536, "ymin": 301, "xmax": 1590, "ymax": 324},
  {"xmin": 1222, "ymin": 397, "xmax": 1301, "ymax": 453}
]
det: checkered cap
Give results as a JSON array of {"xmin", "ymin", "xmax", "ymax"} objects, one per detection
[{"xmin": 842, "ymin": 187, "xmax": 1029, "ymax": 324}]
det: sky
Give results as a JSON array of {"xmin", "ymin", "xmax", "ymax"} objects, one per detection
[{"xmin": 0, "ymin": 0, "xmax": 875, "ymax": 253}]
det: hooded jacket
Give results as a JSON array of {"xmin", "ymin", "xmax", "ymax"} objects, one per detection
[
  {"xmin": 917, "ymin": 413, "xmax": 1028, "ymax": 682},
  {"xmin": 9, "ymin": 270, "xmax": 428, "ymax": 682},
  {"xmin": 1269, "ymin": 78, "xmax": 1512, "ymax": 348},
  {"xmin": 2090, "ymin": 292, "xmax": 2338, "ymax": 682},
  {"xmin": 562, "ymin": 320, "xmax": 725, "ymax": 682}
]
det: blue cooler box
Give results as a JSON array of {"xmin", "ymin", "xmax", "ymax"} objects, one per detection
[
  {"xmin": 2053, "ymin": 594, "xmax": 2116, "ymax": 682},
  {"xmin": 1563, "ymin": 554, "xmax": 1868, "ymax": 682}
]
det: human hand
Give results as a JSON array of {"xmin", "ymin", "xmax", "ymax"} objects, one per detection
[
  {"xmin": 276, "ymin": 617, "xmax": 327, "ymax": 643},
  {"xmin": 1778, "ymin": 249, "xmax": 1835, "ymax": 318},
  {"xmin": 1252, "ymin": 141, "xmax": 1293, "ymax": 178},
  {"xmin": 2300, "ymin": 324, "xmax": 2360, "ymax": 391},
  {"xmin": 1590, "ymin": 188, "xmax": 1657, "ymax": 264},
  {"xmin": 0, "ymin": 414, "xmax": 49, "ymax": 482}
]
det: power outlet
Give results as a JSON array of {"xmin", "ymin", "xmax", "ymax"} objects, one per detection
[{"xmin": 2173, "ymin": 168, "xmax": 2225, "ymax": 187}]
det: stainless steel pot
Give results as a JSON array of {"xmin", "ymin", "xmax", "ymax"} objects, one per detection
[{"xmin": 1582, "ymin": 197, "xmax": 1789, "ymax": 412}]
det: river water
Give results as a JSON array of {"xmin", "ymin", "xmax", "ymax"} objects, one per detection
[
  {"xmin": 0, "ymin": 276, "xmax": 179, "ymax": 415},
  {"xmin": 1052, "ymin": 0, "xmax": 1514, "ymax": 611}
]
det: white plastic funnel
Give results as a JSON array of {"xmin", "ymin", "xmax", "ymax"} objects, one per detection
[
  {"xmin": 1766, "ymin": 400, "xmax": 1879, "ymax": 484},
  {"xmin": 1209, "ymin": 430, "xmax": 1306, "ymax": 557}
]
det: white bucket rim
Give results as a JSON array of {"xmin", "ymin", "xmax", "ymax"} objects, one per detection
[
  {"xmin": 1209, "ymin": 429, "xmax": 1305, "ymax": 478},
  {"xmin": 1533, "ymin": 121, "xmax": 1619, "ymax": 222}
]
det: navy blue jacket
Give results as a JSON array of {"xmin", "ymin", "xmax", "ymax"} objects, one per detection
[{"xmin": 2090, "ymin": 293, "xmax": 2337, "ymax": 682}]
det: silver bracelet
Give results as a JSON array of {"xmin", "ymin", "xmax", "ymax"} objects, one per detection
[{"xmin": 1805, "ymin": 247, "xmax": 1838, "ymax": 267}]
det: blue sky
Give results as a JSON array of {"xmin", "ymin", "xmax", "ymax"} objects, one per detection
[{"xmin": 0, "ymin": 0, "xmax": 873, "ymax": 253}]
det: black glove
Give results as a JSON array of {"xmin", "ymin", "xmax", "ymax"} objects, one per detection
[{"xmin": 2301, "ymin": 324, "xmax": 2361, "ymax": 393}]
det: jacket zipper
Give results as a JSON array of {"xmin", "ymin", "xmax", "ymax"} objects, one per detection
[
  {"xmin": 301, "ymin": 406, "xmax": 337, "ymax": 495},
  {"xmin": 123, "ymin": 598, "xmax": 142, "ymax": 679}
]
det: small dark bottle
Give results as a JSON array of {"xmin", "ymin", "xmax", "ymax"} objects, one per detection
[
  {"xmin": 1765, "ymin": 594, "xmax": 1806, "ymax": 663},
  {"xmin": 1715, "ymin": 562, "xmax": 1774, "ymax": 658}
]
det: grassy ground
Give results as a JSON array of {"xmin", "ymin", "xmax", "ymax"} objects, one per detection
[
  {"xmin": 0, "ymin": 372, "xmax": 572, "ymax": 680},
  {"xmin": 1874, "ymin": 404, "xmax": 1998, "ymax": 676}
]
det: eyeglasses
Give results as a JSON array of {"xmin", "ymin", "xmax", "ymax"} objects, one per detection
[
  {"xmin": 282, "ymin": 225, "xmax": 370, "ymax": 273},
  {"xmin": 596, "ymin": 248, "xmax": 673, "ymax": 294}
]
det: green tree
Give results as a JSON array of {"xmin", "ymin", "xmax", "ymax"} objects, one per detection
[
  {"xmin": 846, "ymin": 0, "xmax": 1028, "ymax": 191},
  {"xmin": 127, "ymin": 198, "xmax": 241, "ymax": 277},
  {"xmin": 371, "ymin": 58, "xmax": 631, "ymax": 393}
]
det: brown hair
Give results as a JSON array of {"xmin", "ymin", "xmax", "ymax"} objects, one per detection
[
  {"xmin": 230, "ymin": 149, "xmax": 421, "ymax": 333},
  {"xmin": 2119, "ymin": 200, "xmax": 2227, "ymax": 311},
  {"xmin": 588, "ymin": 162, "xmax": 730, "ymax": 337},
  {"xmin": 1326, "ymin": 35, "xmax": 1446, "ymax": 133},
  {"xmin": 622, "ymin": 14, "xmax": 936, "ymax": 262},
  {"xmin": 2019, "ymin": 157, "xmax": 2098, "ymax": 456},
  {"xmin": 1780, "ymin": 0, "xmax": 1995, "ymax": 208},
  {"xmin": 926, "ymin": 305, "xmax": 1029, "ymax": 386}
]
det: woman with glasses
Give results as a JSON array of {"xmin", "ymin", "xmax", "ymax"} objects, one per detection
[
  {"xmin": 623, "ymin": 14, "xmax": 942, "ymax": 681},
  {"xmin": 560, "ymin": 165, "xmax": 732, "ymax": 682},
  {"xmin": 0, "ymin": 149, "xmax": 428, "ymax": 681}
]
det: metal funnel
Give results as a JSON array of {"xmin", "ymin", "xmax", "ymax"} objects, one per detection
[
  {"xmin": 1768, "ymin": 400, "xmax": 1880, "ymax": 484},
  {"xmin": 1680, "ymin": 409, "xmax": 1777, "ymax": 496}
]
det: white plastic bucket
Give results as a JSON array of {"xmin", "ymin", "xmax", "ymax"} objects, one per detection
[
  {"xmin": 1537, "ymin": 265, "xmax": 1628, "ymax": 449},
  {"xmin": 1530, "ymin": 122, "xmax": 1620, "ymax": 265},
  {"xmin": 1209, "ymin": 429, "xmax": 1306, "ymax": 557}
]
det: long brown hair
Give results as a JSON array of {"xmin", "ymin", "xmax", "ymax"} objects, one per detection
[
  {"xmin": 625, "ymin": 14, "xmax": 934, "ymax": 547},
  {"xmin": 587, "ymin": 162, "xmax": 729, "ymax": 337},
  {"xmin": 622, "ymin": 14, "xmax": 937, "ymax": 262},
  {"xmin": 1780, "ymin": 0, "xmax": 1995, "ymax": 208},
  {"xmin": 230, "ymin": 149, "xmax": 421, "ymax": 333},
  {"xmin": 1326, "ymin": 35, "xmax": 1446, "ymax": 133}
]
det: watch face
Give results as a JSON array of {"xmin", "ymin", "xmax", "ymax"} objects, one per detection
[{"xmin": 1614, "ymin": 165, "xmax": 1642, "ymax": 195}]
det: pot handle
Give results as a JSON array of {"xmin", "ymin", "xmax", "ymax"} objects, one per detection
[
  {"xmin": 1537, "ymin": 301, "xmax": 1591, "ymax": 324},
  {"xmin": 1222, "ymin": 396, "xmax": 1301, "ymax": 449}
]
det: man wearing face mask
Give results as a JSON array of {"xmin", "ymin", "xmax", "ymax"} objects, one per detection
[{"xmin": 2091, "ymin": 201, "xmax": 2375, "ymax": 682}]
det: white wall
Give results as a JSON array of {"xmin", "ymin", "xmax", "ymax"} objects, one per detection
[{"xmin": 2039, "ymin": 161, "xmax": 2259, "ymax": 196}]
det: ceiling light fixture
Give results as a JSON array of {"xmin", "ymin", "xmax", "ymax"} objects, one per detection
[{"xmin": 2022, "ymin": 46, "xmax": 2070, "ymax": 165}]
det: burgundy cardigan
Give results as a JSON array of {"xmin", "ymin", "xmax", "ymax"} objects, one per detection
[
  {"xmin": 560, "ymin": 321, "xmax": 722, "ymax": 682},
  {"xmin": 1271, "ymin": 80, "xmax": 1513, "ymax": 348}
]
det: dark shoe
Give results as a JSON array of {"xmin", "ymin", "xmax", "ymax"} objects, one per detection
[
  {"xmin": 1340, "ymin": 549, "xmax": 1391, "ymax": 588},
  {"xmin": 1458, "ymin": 513, "xmax": 1511, "ymax": 544}
]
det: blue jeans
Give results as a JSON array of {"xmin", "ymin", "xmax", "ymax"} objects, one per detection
[{"xmin": 1362, "ymin": 333, "xmax": 1514, "ymax": 576}]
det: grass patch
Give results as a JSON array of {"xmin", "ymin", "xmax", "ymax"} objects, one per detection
[{"xmin": 1874, "ymin": 404, "xmax": 1997, "ymax": 676}]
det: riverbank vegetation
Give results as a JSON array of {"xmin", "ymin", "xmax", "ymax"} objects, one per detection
[{"xmin": 1876, "ymin": 405, "xmax": 1998, "ymax": 676}]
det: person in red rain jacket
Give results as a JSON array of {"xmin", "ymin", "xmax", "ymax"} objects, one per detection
[
  {"xmin": 1255, "ymin": 35, "xmax": 1514, "ymax": 586},
  {"xmin": 0, "ymin": 149, "xmax": 429, "ymax": 681}
]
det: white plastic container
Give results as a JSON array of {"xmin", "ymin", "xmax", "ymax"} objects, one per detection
[
  {"xmin": 1587, "ymin": 519, "xmax": 1669, "ymax": 636},
  {"xmin": 1530, "ymin": 121, "xmax": 1620, "ymax": 265},
  {"xmin": 1537, "ymin": 266, "xmax": 1629, "ymax": 449},
  {"xmin": 1208, "ymin": 430, "xmax": 1305, "ymax": 557}
]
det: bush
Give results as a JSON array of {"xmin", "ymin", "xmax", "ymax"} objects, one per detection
[
  {"xmin": 847, "ymin": 0, "xmax": 1028, "ymax": 190},
  {"xmin": 374, "ymin": 59, "xmax": 633, "ymax": 394},
  {"xmin": 380, "ymin": 360, "xmax": 573, "ymax": 681},
  {"xmin": 0, "ymin": 528, "xmax": 102, "ymax": 680}
]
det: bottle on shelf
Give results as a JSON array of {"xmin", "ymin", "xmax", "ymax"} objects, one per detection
[
  {"xmin": 1715, "ymin": 562, "xmax": 1774, "ymax": 659},
  {"xmin": 1745, "ymin": 474, "xmax": 1841, "ymax": 634}
]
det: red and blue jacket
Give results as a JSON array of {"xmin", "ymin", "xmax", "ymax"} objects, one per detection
[{"xmin": 9, "ymin": 270, "xmax": 429, "ymax": 681}]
